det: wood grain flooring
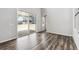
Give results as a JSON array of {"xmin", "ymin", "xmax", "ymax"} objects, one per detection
[
  {"xmin": 18, "ymin": 30, "xmax": 35, "ymax": 38},
  {"xmin": 0, "ymin": 32, "xmax": 77, "ymax": 50}
]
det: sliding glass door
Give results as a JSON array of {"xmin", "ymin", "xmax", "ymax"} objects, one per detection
[{"xmin": 17, "ymin": 10, "xmax": 36, "ymax": 38}]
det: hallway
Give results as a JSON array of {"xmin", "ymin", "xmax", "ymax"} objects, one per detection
[{"xmin": 0, "ymin": 32, "xmax": 77, "ymax": 50}]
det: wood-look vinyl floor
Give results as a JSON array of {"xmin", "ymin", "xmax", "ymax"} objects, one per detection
[{"xmin": 0, "ymin": 32, "xmax": 77, "ymax": 50}]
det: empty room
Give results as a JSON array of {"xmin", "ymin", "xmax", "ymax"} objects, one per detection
[{"xmin": 0, "ymin": 8, "xmax": 78, "ymax": 50}]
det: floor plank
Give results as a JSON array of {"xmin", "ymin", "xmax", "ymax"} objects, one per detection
[{"xmin": 0, "ymin": 32, "xmax": 77, "ymax": 50}]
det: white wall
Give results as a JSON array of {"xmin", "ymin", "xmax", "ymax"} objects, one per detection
[
  {"xmin": 0, "ymin": 8, "xmax": 17, "ymax": 43},
  {"xmin": 43, "ymin": 8, "xmax": 73, "ymax": 36},
  {"xmin": 17, "ymin": 8, "xmax": 42, "ymax": 32}
]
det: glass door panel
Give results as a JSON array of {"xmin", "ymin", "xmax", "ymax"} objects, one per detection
[
  {"xmin": 29, "ymin": 14, "xmax": 36, "ymax": 34},
  {"xmin": 17, "ymin": 11, "xmax": 29, "ymax": 38}
]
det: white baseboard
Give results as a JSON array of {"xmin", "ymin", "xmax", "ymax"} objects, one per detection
[{"xmin": 46, "ymin": 31, "xmax": 72, "ymax": 37}]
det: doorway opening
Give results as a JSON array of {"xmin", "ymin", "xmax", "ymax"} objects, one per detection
[
  {"xmin": 17, "ymin": 10, "xmax": 36, "ymax": 38},
  {"xmin": 41, "ymin": 15, "xmax": 47, "ymax": 31}
]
